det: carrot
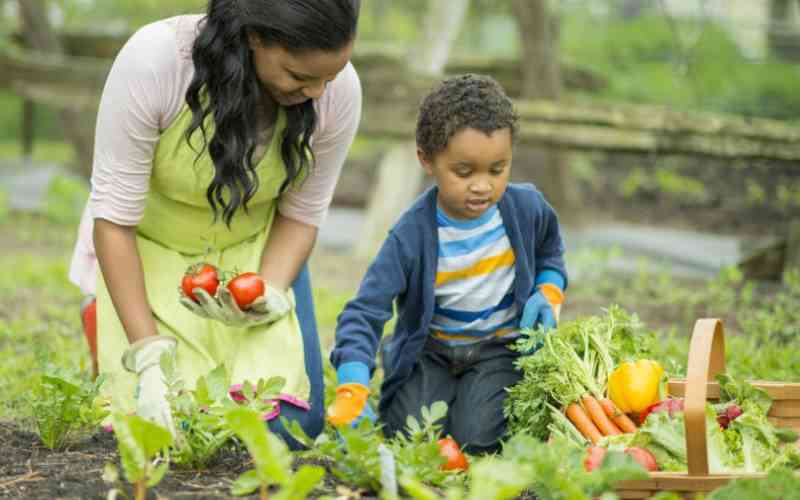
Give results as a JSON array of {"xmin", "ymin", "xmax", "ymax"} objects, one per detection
[
  {"xmin": 582, "ymin": 395, "xmax": 622, "ymax": 436},
  {"xmin": 566, "ymin": 402, "xmax": 603, "ymax": 444},
  {"xmin": 600, "ymin": 398, "xmax": 638, "ymax": 433}
]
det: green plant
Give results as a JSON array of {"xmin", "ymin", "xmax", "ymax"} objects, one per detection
[
  {"xmin": 706, "ymin": 467, "xmax": 800, "ymax": 499},
  {"xmin": 43, "ymin": 174, "xmax": 88, "ymax": 225},
  {"xmin": 106, "ymin": 413, "xmax": 173, "ymax": 500},
  {"xmin": 310, "ymin": 418, "xmax": 385, "ymax": 492},
  {"xmin": 401, "ymin": 434, "xmax": 648, "ymax": 500},
  {"xmin": 30, "ymin": 367, "xmax": 108, "ymax": 449},
  {"xmin": 388, "ymin": 401, "xmax": 460, "ymax": 487},
  {"xmin": 303, "ymin": 402, "xmax": 462, "ymax": 496},
  {"xmin": 224, "ymin": 406, "xmax": 325, "ymax": 500},
  {"xmin": 163, "ymin": 360, "xmax": 285, "ymax": 469}
]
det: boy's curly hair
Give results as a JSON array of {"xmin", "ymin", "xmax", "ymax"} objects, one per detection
[{"xmin": 416, "ymin": 73, "xmax": 519, "ymax": 159}]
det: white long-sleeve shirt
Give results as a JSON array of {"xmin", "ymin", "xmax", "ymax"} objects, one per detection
[{"xmin": 69, "ymin": 14, "xmax": 362, "ymax": 294}]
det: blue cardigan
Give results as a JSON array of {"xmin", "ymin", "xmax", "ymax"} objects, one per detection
[{"xmin": 330, "ymin": 183, "xmax": 568, "ymax": 413}]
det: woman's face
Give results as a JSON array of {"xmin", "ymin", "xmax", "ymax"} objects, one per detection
[{"xmin": 248, "ymin": 35, "xmax": 354, "ymax": 107}]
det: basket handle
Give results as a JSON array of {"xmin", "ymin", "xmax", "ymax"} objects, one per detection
[{"xmin": 684, "ymin": 318, "xmax": 726, "ymax": 476}]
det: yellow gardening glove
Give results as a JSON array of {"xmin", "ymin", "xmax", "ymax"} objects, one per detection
[{"xmin": 326, "ymin": 383, "xmax": 375, "ymax": 427}]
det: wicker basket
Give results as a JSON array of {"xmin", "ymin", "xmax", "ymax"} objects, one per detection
[{"xmin": 614, "ymin": 318, "xmax": 800, "ymax": 499}]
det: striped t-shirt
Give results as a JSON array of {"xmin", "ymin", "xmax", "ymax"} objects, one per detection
[{"xmin": 431, "ymin": 204, "xmax": 519, "ymax": 346}]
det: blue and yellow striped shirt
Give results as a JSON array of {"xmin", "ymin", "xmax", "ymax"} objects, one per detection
[{"xmin": 431, "ymin": 204, "xmax": 519, "ymax": 345}]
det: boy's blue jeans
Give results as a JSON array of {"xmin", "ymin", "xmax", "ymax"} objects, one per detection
[
  {"xmin": 265, "ymin": 263, "xmax": 325, "ymax": 450},
  {"xmin": 380, "ymin": 335, "xmax": 523, "ymax": 454}
]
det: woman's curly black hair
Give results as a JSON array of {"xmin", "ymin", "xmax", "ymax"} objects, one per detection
[
  {"xmin": 186, "ymin": 0, "xmax": 359, "ymax": 226},
  {"xmin": 416, "ymin": 73, "xmax": 519, "ymax": 159}
]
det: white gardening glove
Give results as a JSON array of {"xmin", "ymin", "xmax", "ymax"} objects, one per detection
[
  {"xmin": 180, "ymin": 282, "xmax": 293, "ymax": 327},
  {"xmin": 121, "ymin": 337, "xmax": 177, "ymax": 437},
  {"xmin": 216, "ymin": 283, "xmax": 294, "ymax": 327},
  {"xmin": 179, "ymin": 287, "xmax": 236, "ymax": 324}
]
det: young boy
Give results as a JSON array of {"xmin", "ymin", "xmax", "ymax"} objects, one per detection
[{"xmin": 327, "ymin": 74, "xmax": 568, "ymax": 453}]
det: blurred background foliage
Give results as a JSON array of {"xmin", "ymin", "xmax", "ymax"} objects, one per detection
[{"xmin": 0, "ymin": 0, "xmax": 799, "ymax": 143}]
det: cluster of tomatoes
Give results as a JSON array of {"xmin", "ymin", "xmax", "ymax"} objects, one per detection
[{"xmin": 181, "ymin": 263, "xmax": 265, "ymax": 310}]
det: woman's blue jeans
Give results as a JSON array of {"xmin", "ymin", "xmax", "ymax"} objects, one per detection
[{"xmin": 265, "ymin": 263, "xmax": 325, "ymax": 450}]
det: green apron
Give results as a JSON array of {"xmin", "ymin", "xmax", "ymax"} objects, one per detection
[{"xmin": 96, "ymin": 105, "xmax": 309, "ymax": 413}]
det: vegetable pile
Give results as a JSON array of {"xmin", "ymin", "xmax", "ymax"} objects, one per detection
[
  {"xmin": 506, "ymin": 306, "xmax": 800, "ymax": 476},
  {"xmin": 505, "ymin": 306, "xmax": 656, "ymax": 443},
  {"xmin": 603, "ymin": 374, "xmax": 800, "ymax": 473}
]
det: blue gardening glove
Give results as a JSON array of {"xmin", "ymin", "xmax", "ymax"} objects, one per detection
[
  {"xmin": 327, "ymin": 362, "xmax": 376, "ymax": 428},
  {"xmin": 519, "ymin": 271, "xmax": 566, "ymax": 355},
  {"xmin": 520, "ymin": 288, "xmax": 557, "ymax": 332}
]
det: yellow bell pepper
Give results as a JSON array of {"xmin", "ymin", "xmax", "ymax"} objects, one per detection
[{"xmin": 607, "ymin": 359, "xmax": 664, "ymax": 413}]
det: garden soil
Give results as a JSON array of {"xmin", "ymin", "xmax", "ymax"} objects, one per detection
[{"xmin": 0, "ymin": 422, "xmax": 353, "ymax": 499}]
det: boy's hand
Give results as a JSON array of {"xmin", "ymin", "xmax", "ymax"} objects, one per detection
[
  {"xmin": 327, "ymin": 361, "xmax": 376, "ymax": 428},
  {"xmin": 327, "ymin": 383, "xmax": 376, "ymax": 427},
  {"xmin": 520, "ymin": 283, "xmax": 565, "ymax": 354},
  {"xmin": 520, "ymin": 283, "xmax": 564, "ymax": 330}
]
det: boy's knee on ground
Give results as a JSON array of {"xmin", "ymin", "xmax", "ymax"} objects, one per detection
[{"xmin": 448, "ymin": 403, "xmax": 508, "ymax": 454}]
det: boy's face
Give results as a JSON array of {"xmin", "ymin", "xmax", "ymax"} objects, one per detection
[{"xmin": 419, "ymin": 127, "xmax": 512, "ymax": 220}]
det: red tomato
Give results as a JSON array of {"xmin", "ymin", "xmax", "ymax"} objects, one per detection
[
  {"xmin": 625, "ymin": 447, "xmax": 658, "ymax": 471},
  {"xmin": 227, "ymin": 272, "xmax": 265, "ymax": 310},
  {"xmin": 584, "ymin": 446, "xmax": 607, "ymax": 471},
  {"xmin": 437, "ymin": 437, "xmax": 469, "ymax": 471},
  {"xmin": 181, "ymin": 263, "xmax": 220, "ymax": 302}
]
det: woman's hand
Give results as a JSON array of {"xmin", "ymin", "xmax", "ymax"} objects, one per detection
[
  {"xmin": 121, "ymin": 336, "xmax": 177, "ymax": 437},
  {"xmin": 180, "ymin": 283, "xmax": 294, "ymax": 327}
]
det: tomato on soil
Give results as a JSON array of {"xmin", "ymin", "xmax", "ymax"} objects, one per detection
[
  {"xmin": 181, "ymin": 263, "xmax": 220, "ymax": 302},
  {"xmin": 437, "ymin": 437, "xmax": 469, "ymax": 471},
  {"xmin": 227, "ymin": 272, "xmax": 265, "ymax": 310}
]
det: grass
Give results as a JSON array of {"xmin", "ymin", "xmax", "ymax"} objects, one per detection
[
  {"xmin": 0, "ymin": 139, "xmax": 75, "ymax": 165},
  {"xmin": 566, "ymin": 247, "xmax": 800, "ymax": 382}
]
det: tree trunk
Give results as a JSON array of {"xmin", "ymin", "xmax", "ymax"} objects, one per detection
[
  {"xmin": 511, "ymin": 0, "xmax": 579, "ymax": 225},
  {"xmin": 408, "ymin": 0, "xmax": 470, "ymax": 76},
  {"xmin": 768, "ymin": 0, "xmax": 800, "ymax": 62},
  {"xmin": 17, "ymin": 0, "xmax": 95, "ymax": 177},
  {"xmin": 356, "ymin": 0, "xmax": 470, "ymax": 259}
]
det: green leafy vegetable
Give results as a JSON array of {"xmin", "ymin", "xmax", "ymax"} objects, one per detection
[
  {"xmin": 224, "ymin": 406, "xmax": 325, "ymax": 500},
  {"xmin": 30, "ymin": 368, "xmax": 108, "ymax": 450},
  {"xmin": 505, "ymin": 306, "xmax": 656, "ymax": 439},
  {"xmin": 163, "ymin": 361, "xmax": 284, "ymax": 469},
  {"xmin": 109, "ymin": 413, "xmax": 173, "ymax": 500}
]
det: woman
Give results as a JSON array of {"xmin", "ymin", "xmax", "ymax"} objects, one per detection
[{"xmin": 68, "ymin": 0, "xmax": 361, "ymax": 447}]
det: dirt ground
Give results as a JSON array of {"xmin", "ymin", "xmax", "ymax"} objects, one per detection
[{"xmin": 0, "ymin": 422, "xmax": 356, "ymax": 500}]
